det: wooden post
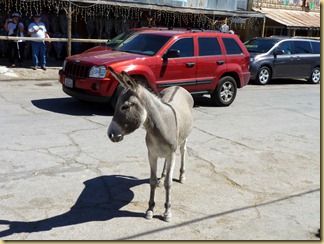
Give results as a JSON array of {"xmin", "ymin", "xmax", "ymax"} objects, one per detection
[
  {"xmin": 67, "ymin": 0, "xmax": 72, "ymax": 57},
  {"xmin": 63, "ymin": 0, "xmax": 73, "ymax": 56},
  {"xmin": 261, "ymin": 16, "xmax": 266, "ymax": 37}
]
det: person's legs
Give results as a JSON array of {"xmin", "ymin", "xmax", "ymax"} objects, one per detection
[
  {"xmin": 31, "ymin": 42, "xmax": 39, "ymax": 68},
  {"xmin": 8, "ymin": 42, "xmax": 15, "ymax": 66},
  {"xmin": 17, "ymin": 42, "xmax": 25, "ymax": 66},
  {"xmin": 39, "ymin": 42, "xmax": 46, "ymax": 68}
]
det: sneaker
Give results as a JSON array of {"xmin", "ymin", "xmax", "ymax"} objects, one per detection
[
  {"xmin": 41, "ymin": 66, "xmax": 47, "ymax": 71},
  {"xmin": 32, "ymin": 66, "xmax": 37, "ymax": 70}
]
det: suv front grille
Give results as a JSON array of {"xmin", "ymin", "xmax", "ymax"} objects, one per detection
[{"xmin": 65, "ymin": 62, "xmax": 91, "ymax": 78}]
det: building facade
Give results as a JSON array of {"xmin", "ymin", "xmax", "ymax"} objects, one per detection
[
  {"xmin": 252, "ymin": 0, "xmax": 320, "ymax": 37},
  {"xmin": 0, "ymin": 0, "xmax": 319, "ymax": 60}
]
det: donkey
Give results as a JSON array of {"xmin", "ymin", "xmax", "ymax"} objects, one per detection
[{"xmin": 107, "ymin": 67, "xmax": 194, "ymax": 222}]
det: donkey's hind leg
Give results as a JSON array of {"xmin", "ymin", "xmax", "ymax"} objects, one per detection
[
  {"xmin": 146, "ymin": 151, "xmax": 158, "ymax": 220},
  {"xmin": 158, "ymin": 159, "xmax": 167, "ymax": 187},
  {"xmin": 179, "ymin": 139, "xmax": 187, "ymax": 184},
  {"xmin": 164, "ymin": 152, "xmax": 176, "ymax": 222}
]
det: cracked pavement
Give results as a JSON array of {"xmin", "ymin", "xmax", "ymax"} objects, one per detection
[{"xmin": 0, "ymin": 78, "xmax": 320, "ymax": 240}]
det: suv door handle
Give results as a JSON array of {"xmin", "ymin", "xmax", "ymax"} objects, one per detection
[
  {"xmin": 217, "ymin": 60, "xmax": 225, "ymax": 65},
  {"xmin": 186, "ymin": 62, "xmax": 195, "ymax": 68}
]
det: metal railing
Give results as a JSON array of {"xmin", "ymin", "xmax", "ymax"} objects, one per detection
[{"xmin": 0, "ymin": 36, "xmax": 108, "ymax": 43}]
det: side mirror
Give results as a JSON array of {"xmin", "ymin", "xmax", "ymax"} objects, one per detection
[{"xmin": 162, "ymin": 49, "xmax": 181, "ymax": 59}]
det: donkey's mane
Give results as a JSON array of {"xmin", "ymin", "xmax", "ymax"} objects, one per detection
[{"xmin": 136, "ymin": 78, "xmax": 162, "ymax": 98}]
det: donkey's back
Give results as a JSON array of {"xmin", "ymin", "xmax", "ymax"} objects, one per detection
[{"xmin": 160, "ymin": 86, "xmax": 194, "ymax": 144}]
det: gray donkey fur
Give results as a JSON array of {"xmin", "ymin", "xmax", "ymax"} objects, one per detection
[{"xmin": 107, "ymin": 67, "xmax": 194, "ymax": 222}]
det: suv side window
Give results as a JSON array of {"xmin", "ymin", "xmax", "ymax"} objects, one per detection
[
  {"xmin": 222, "ymin": 37, "xmax": 243, "ymax": 55},
  {"xmin": 198, "ymin": 37, "xmax": 222, "ymax": 56},
  {"xmin": 168, "ymin": 38, "xmax": 194, "ymax": 57},
  {"xmin": 311, "ymin": 41, "xmax": 320, "ymax": 54},
  {"xmin": 294, "ymin": 41, "xmax": 312, "ymax": 54},
  {"xmin": 277, "ymin": 41, "xmax": 293, "ymax": 55}
]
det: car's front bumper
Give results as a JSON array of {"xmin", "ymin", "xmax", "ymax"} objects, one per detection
[{"xmin": 59, "ymin": 69, "xmax": 116, "ymax": 103}]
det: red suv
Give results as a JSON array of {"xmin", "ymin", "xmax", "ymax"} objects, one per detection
[{"xmin": 59, "ymin": 29, "xmax": 250, "ymax": 107}]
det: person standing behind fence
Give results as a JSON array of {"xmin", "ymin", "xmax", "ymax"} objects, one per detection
[
  {"xmin": 28, "ymin": 13, "xmax": 49, "ymax": 70},
  {"xmin": 3, "ymin": 12, "xmax": 25, "ymax": 68}
]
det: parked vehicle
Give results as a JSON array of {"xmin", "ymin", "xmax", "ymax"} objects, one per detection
[
  {"xmin": 245, "ymin": 37, "xmax": 320, "ymax": 85},
  {"xmin": 59, "ymin": 29, "xmax": 250, "ymax": 107}
]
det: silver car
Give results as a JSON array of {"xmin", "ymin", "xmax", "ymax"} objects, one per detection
[{"xmin": 245, "ymin": 37, "xmax": 320, "ymax": 85}]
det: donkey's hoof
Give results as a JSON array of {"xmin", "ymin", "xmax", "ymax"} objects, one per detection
[
  {"xmin": 145, "ymin": 210, "xmax": 154, "ymax": 220},
  {"xmin": 179, "ymin": 175, "xmax": 186, "ymax": 184},
  {"xmin": 163, "ymin": 214, "xmax": 172, "ymax": 222}
]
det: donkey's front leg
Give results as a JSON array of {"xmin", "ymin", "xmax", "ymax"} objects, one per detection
[
  {"xmin": 164, "ymin": 152, "xmax": 176, "ymax": 222},
  {"xmin": 146, "ymin": 151, "xmax": 158, "ymax": 220}
]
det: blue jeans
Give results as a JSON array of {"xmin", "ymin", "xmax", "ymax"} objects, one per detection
[{"xmin": 31, "ymin": 41, "xmax": 46, "ymax": 67}]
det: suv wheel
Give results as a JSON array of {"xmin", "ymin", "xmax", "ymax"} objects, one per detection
[
  {"xmin": 256, "ymin": 66, "xmax": 271, "ymax": 85},
  {"xmin": 308, "ymin": 67, "xmax": 320, "ymax": 84},
  {"xmin": 211, "ymin": 76, "xmax": 237, "ymax": 106}
]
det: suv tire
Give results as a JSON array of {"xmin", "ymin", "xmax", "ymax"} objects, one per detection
[
  {"xmin": 256, "ymin": 66, "xmax": 271, "ymax": 85},
  {"xmin": 308, "ymin": 67, "xmax": 320, "ymax": 84},
  {"xmin": 211, "ymin": 76, "xmax": 237, "ymax": 106}
]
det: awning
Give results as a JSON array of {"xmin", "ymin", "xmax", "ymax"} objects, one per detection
[
  {"xmin": 252, "ymin": 7, "xmax": 320, "ymax": 30},
  {"xmin": 68, "ymin": 0, "xmax": 265, "ymax": 18}
]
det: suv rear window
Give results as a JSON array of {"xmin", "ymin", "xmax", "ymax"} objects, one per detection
[
  {"xmin": 222, "ymin": 38, "xmax": 243, "ymax": 55},
  {"xmin": 294, "ymin": 41, "xmax": 312, "ymax": 54},
  {"xmin": 198, "ymin": 37, "xmax": 222, "ymax": 56},
  {"xmin": 311, "ymin": 41, "xmax": 320, "ymax": 54}
]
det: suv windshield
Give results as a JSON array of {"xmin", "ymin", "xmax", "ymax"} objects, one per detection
[
  {"xmin": 106, "ymin": 30, "xmax": 136, "ymax": 48},
  {"xmin": 114, "ymin": 33, "xmax": 172, "ymax": 56},
  {"xmin": 245, "ymin": 38, "xmax": 279, "ymax": 53}
]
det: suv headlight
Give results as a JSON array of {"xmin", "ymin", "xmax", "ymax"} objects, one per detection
[
  {"xmin": 62, "ymin": 60, "xmax": 67, "ymax": 71},
  {"xmin": 89, "ymin": 66, "xmax": 107, "ymax": 78}
]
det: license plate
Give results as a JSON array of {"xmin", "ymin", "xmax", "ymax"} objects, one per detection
[{"xmin": 64, "ymin": 77, "xmax": 73, "ymax": 88}]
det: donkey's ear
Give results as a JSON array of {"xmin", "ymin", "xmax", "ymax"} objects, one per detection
[
  {"xmin": 108, "ymin": 66, "xmax": 123, "ymax": 81},
  {"xmin": 121, "ymin": 71, "xmax": 138, "ymax": 91}
]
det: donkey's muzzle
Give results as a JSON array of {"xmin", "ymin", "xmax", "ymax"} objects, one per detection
[
  {"xmin": 108, "ymin": 133, "xmax": 124, "ymax": 142},
  {"xmin": 108, "ymin": 121, "xmax": 124, "ymax": 142}
]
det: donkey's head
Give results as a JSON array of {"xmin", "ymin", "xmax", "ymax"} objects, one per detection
[{"xmin": 107, "ymin": 67, "xmax": 147, "ymax": 142}]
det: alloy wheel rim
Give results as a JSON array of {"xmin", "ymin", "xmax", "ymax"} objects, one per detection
[
  {"xmin": 220, "ymin": 82, "xmax": 234, "ymax": 102},
  {"xmin": 312, "ymin": 69, "xmax": 320, "ymax": 83},
  {"xmin": 259, "ymin": 69, "xmax": 269, "ymax": 84}
]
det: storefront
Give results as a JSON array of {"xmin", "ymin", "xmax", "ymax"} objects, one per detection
[
  {"xmin": 252, "ymin": 0, "xmax": 320, "ymax": 37},
  {"xmin": 252, "ymin": 7, "xmax": 320, "ymax": 37},
  {"xmin": 0, "ymin": 0, "xmax": 264, "ymax": 58}
]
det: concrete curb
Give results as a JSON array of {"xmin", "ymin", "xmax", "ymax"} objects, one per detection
[{"xmin": 0, "ymin": 65, "xmax": 61, "ymax": 81}]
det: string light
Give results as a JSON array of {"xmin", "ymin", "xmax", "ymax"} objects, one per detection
[{"xmin": 0, "ymin": 0, "xmax": 272, "ymax": 34}]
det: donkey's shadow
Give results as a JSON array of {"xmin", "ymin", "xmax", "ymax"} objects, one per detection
[{"xmin": 0, "ymin": 175, "xmax": 147, "ymax": 238}]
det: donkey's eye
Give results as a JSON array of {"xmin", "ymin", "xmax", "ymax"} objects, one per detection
[
  {"xmin": 121, "ymin": 104, "xmax": 129, "ymax": 110},
  {"xmin": 121, "ymin": 102, "xmax": 133, "ymax": 110}
]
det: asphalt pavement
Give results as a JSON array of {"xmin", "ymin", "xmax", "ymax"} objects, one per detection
[{"xmin": 0, "ymin": 64, "xmax": 321, "ymax": 240}]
